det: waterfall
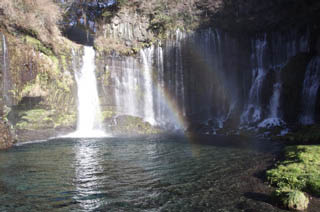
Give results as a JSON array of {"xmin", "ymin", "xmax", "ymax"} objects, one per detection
[
  {"xmin": 102, "ymin": 27, "xmax": 313, "ymax": 131},
  {"xmin": 175, "ymin": 30, "xmax": 186, "ymax": 116},
  {"xmin": 258, "ymin": 82, "xmax": 285, "ymax": 128},
  {"xmin": 242, "ymin": 29, "xmax": 310, "ymax": 127},
  {"xmin": 154, "ymin": 43, "xmax": 184, "ymax": 129},
  {"xmin": 300, "ymin": 56, "xmax": 320, "ymax": 125},
  {"xmin": 156, "ymin": 44, "xmax": 165, "ymax": 124},
  {"xmin": 141, "ymin": 47, "xmax": 156, "ymax": 125},
  {"xmin": 241, "ymin": 34, "xmax": 267, "ymax": 124},
  {"xmin": 71, "ymin": 46, "xmax": 106, "ymax": 137},
  {"xmin": 269, "ymin": 83, "xmax": 281, "ymax": 118},
  {"xmin": 1, "ymin": 34, "xmax": 11, "ymax": 107},
  {"xmin": 112, "ymin": 56, "xmax": 141, "ymax": 117},
  {"xmin": 108, "ymin": 42, "xmax": 184, "ymax": 129}
]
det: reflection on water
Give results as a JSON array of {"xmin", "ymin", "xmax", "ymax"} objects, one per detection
[
  {"xmin": 73, "ymin": 139, "xmax": 104, "ymax": 210},
  {"xmin": 0, "ymin": 135, "xmax": 284, "ymax": 211}
]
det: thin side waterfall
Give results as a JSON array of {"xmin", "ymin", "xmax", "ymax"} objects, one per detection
[
  {"xmin": 155, "ymin": 44, "xmax": 165, "ymax": 125},
  {"xmin": 258, "ymin": 82, "xmax": 285, "ymax": 128},
  {"xmin": 269, "ymin": 83, "xmax": 281, "ymax": 118},
  {"xmin": 300, "ymin": 56, "xmax": 320, "ymax": 125},
  {"xmin": 141, "ymin": 47, "xmax": 156, "ymax": 125},
  {"xmin": 2, "ymin": 34, "xmax": 11, "ymax": 106},
  {"xmin": 71, "ymin": 46, "xmax": 106, "ymax": 137},
  {"xmin": 175, "ymin": 30, "xmax": 186, "ymax": 116}
]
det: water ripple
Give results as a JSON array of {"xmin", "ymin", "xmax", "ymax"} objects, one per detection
[{"xmin": 0, "ymin": 135, "xmax": 284, "ymax": 212}]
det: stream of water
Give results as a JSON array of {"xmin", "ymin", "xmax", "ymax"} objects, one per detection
[{"xmin": 0, "ymin": 135, "xmax": 284, "ymax": 212}]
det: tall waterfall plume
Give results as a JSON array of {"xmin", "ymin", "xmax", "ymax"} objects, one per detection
[{"xmin": 71, "ymin": 46, "xmax": 106, "ymax": 137}]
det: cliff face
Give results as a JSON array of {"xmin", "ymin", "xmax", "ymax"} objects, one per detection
[
  {"xmin": 62, "ymin": 0, "xmax": 320, "ymax": 52},
  {"xmin": 0, "ymin": 0, "xmax": 320, "ymax": 145},
  {"xmin": 0, "ymin": 31, "xmax": 80, "ymax": 143},
  {"xmin": 0, "ymin": 0, "xmax": 83, "ymax": 144},
  {"xmin": 198, "ymin": 0, "xmax": 320, "ymax": 32}
]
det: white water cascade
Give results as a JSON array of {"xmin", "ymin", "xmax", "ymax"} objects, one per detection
[
  {"xmin": 241, "ymin": 34, "xmax": 267, "ymax": 124},
  {"xmin": 300, "ymin": 56, "xmax": 320, "ymax": 125},
  {"xmin": 241, "ymin": 30, "xmax": 310, "ymax": 127},
  {"xmin": 141, "ymin": 47, "xmax": 156, "ymax": 125},
  {"xmin": 258, "ymin": 82, "xmax": 285, "ymax": 128},
  {"xmin": 71, "ymin": 46, "xmax": 106, "ymax": 137}
]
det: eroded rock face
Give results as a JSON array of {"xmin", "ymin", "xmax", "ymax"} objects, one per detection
[
  {"xmin": 199, "ymin": 0, "xmax": 320, "ymax": 32},
  {"xmin": 0, "ymin": 31, "xmax": 80, "ymax": 143},
  {"xmin": 0, "ymin": 121, "xmax": 12, "ymax": 150}
]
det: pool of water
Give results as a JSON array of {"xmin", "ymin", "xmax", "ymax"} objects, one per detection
[{"xmin": 0, "ymin": 134, "xmax": 284, "ymax": 212}]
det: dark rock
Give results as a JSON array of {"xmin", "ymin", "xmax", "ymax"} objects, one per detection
[{"xmin": 280, "ymin": 53, "xmax": 312, "ymax": 124}]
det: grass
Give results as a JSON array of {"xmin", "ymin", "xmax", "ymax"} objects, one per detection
[{"xmin": 267, "ymin": 145, "xmax": 320, "ymax": 197}]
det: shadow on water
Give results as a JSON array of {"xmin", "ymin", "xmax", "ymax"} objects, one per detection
[
  {"xmin": 244, "ymin": 192, "xmax": 272, "ymax": 205},
  {"xmin": 166, "ymin": 133, "xmax": 284, "ymax": 154}
]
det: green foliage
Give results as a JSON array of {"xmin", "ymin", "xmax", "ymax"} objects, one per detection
[
  {"xmin": 102, "ymin": 10, "xmax": 113, "ymax": 18},
  {"xmin": 117, "ymin": 0, "xmax": 129, "ymax": 6},
  {"xmin": 25, "ymin": 36, "xmax": 53, "ymax": 56},
  {"xmin": 15, "ymin": 108, "xmax": 76, "ymax": 130},
  {"xmin": 16, "ymin": 109, "xmax": 54, "ymax": 130},
  {"xmin": 267, "ymin": 145, "xmax": 320, "ymax": 197},
  {"xmin": 150, "ymin": 13, "xmax": 173, "ymax": 34}
]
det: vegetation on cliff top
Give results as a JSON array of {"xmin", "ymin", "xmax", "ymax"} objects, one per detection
[
  {"xmin": 91, "ymin": 0, "xmax": 202, "ymax": 55},
  {"xmin": 0, "ymin": 0, "xmax": 62, "ymax": 51}
]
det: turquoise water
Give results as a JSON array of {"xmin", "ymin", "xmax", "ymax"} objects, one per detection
[{"xmin": 0, "ymin": 135, "xmax": 283, "ymax": 212}]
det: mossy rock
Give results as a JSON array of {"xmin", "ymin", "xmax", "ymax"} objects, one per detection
[
  {"xmin": 108, "ymin": 115, "xmax": 161, "ymax": 135},
  {"xmin": 101, "ymin": 110, "xmax": 116, "ymax": 121},
  {"xmin": 14, "ymin": 108, "xmax": 76, "ymax": 130},
  {"xmin": 275, "ymin": 189, "xmax": 309, "ymax": 211}
]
